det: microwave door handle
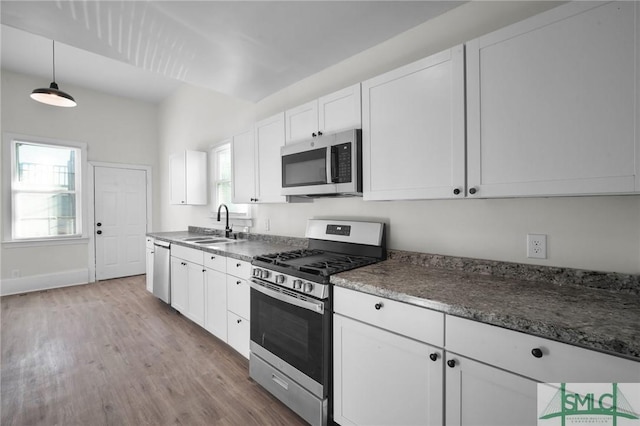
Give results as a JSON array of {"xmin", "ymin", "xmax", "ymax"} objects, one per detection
[{"xmin": 329, "ymin": 146, "xmax": 339, "ymax": 183}]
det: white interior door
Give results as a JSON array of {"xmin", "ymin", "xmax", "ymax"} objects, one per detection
[{"xmin": 94, "ymin": 166, "xmax": 147, "ymax": 280}]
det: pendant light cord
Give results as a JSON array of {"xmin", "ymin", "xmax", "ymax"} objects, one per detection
[{"xmin": 52, "ymin": 40, "xmax": 56, "ymax": 83}]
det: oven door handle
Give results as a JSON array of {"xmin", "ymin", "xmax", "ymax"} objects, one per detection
[{"xmin": 250, "ymin": 280, "xmax": 325, "ymax": 314}]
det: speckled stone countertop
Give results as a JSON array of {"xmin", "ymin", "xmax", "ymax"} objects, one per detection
[
  {"xmin": 148, "ymin": 227, "xmax": 306, "ymax": 262},
  {"xmin": 331, "ymin": 251, "xmax": 640, "ymax": 361}
]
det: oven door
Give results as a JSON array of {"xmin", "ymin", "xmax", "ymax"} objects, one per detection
[{"xmin": 250, "ymin": 279, "xmax": 329, "ymax": 396}]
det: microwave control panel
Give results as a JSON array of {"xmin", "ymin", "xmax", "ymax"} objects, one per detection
[{"xmin": 332, "ymin": 142, "xmax": 352, "ymax": 183}]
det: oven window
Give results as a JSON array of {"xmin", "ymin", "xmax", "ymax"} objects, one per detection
[
  {"xmin": 282, "ymin": 148, "xmax": 327, "ymax": 187},
  {"xmin": 250, "ymin": 287, "xmax": 327, "ymax": 384}
]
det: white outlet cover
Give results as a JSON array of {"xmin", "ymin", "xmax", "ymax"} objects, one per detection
[{"xmin": 527, "ymin": 234, "xmax": 547, "ymax": 259}]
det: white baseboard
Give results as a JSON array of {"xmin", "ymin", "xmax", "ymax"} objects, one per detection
[{"xmin": 0, "ymin": 269, "xmax": 90, "ymax": 296}]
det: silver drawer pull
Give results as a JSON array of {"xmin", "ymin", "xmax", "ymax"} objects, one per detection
[{"xmin": 272, "ymin": 373, "xmax": 289, "ymax": 390}]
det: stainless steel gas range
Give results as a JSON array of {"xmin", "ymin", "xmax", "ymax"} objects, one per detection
[{"xmin": 249, "ymin": 219, "xmax": 386, "ymax": 426}]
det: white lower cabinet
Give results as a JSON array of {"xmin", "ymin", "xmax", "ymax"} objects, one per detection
[
  {"xmin": 333, "ymin": 286, "xmax": 444, "ymax": 426},
  {"xmin": 333, "ymin": 288, "xmax": 640, "ymax": 426},
  {"xmin": 444, "ymin": 315, "xmax": 640, "ymax": 426},
  {"xmin": 333, "ymin": 314, "xmax": 443, "ymax": 426},
  {"xmin": 445, "ymin": 354, "xmax": 538, "ymax": 426},
  {"xmin": 145, "ymin": 237, "xmax": 154, "ymax": 293},
  {"xmin": 226, "ymin": 258, "xmax": 251, "ymax": 358},
  {"xmin": 170, "ymin": 256, "xmax": 189, "ymax": 314},
  {"xmin": 227, "ymin": 311, "xmax": 250, "ymax": 359},
  {"xmin": 204, "ymin": 253, "xmax": 227, "ymax": 341},
  {"xmin": 170, "ymin": 245, "xmax": 205, "ymax": 327}
]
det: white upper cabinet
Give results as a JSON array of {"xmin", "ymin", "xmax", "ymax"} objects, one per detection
[
  {"xmin": 231, "ymin": 118, "xmax": 287, "ymax": 204},
  {"xmin": 285, "ymin": 83, "xmax": 362, "ymax": 144},
  {"xmin": 466, "ymin": 1, "xmax": 640, "ymax": 198},
  {"xmin": 230, "ymin": 130, "xmax": 256, "ymax": 204},
  {"xmin": 254, "ymin": 113, "xmax": 288, "ymax": 203},
  {"xmin": 170, "ymin": 150, "xmax": 207, "ymax": 205},
  {"xmin": 362, "ymin": 45, "xmax": 465, "ymax": 200}
]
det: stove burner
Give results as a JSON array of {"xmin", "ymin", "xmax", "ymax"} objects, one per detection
[{"xmin": 254, "ymin": 249, "xmax": 377, "ymax": 277}]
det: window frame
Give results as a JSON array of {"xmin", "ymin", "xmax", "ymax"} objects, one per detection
[
  {"xmin": 210, "ymin": 141, "xmax": 249, "ymax": 218},
  {"xmin": 2, "ymin": 133, "xmax": 88, "ymax": 245}
]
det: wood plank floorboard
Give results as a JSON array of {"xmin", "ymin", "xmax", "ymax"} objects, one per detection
[{"xmin": 1, "ymin": 275, "xmax": 307, "ymax": 426}]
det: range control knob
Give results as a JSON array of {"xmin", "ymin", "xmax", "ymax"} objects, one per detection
[
  {"xmin": 304, "ymin": 282, "xmax": 314, "ymax": 293},
  {"xmin": 260, "ymin": 270, "xmax": 270, "ymax": 279},
  {"xmin": 275, "ymin": 275, "xmax": 285, "ymax": 284},
  {"xmin": 252, "ymin": 268, "xmax": 261, "ymax": 277},
  {"xmin": 293, "ymin": 279, "xmax": 303, "ymax": 290}
]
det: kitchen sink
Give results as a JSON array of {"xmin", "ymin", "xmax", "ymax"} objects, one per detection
[
  {"xmin": 182, "ymin": 236, "xmax": 213, "ymax": 241},
  {"xmin": 192, "ymin": 238, "xmax": 241, "ymax": 244}
]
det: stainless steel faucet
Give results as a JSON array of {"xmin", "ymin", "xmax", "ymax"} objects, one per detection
[{"xmin": 216, "ymin": 203, "xmax": 232, "ymax": 238}]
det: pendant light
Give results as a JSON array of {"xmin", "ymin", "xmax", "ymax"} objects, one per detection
[{"xmin": 30, "ymin": 40, "xmax": 77, "ymax": 107}]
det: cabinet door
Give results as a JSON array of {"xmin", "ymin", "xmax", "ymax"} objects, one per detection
[
  {"xmin": 318, "ymin": 83, "xmax": 361, "ymax": 134},
  {"xmin": 145, "ymin": 247, "xmax": 154, "ymax": 293},
  {"xmin": 185, "ymin": 150, "xmax": 207, "ymax": 205},
  {"xmin": 362, "ymin": 45, "xmax": 465, "ymax": 200},
  {"xmin": 227, "ymin": 275, "xmax": 250, "ymax": 320},
  {"xmin": 186, "ymin": 262, "xmax": 205, "ymax": 327},
  {"xmin": 333, "ymin": 314, "xmax": 443, "ymax": 426},
  {"xmin": 231, "ymin": 129, "xmax": 256, "ymax": 203},
  {"xmin": 254, "ymin": 113, "xmax": 288, "ymax": 203},
  {"xmin": 227, "ymin": 311, "xmax": 250, "ymax": 359},
  {"xmin": 169, "ymin": 152, "xmax": 186, "ymax": 204},
  {"xmin": 466, "ymin": 1, "xmax": 640, "ymax": 197},
  {"xmin": 170, "ymin": 257, "xmax": 188, "ymax": 313},
  {"xmin": 285, "ymin": 100, "xmax": 318, "ymax": 144},
  {"xmin": 445, "ymin": 354, "xmax": 538, "ymax": 426},
  {"xmin": 205, "ymin": 268, "xmax": 227, "ymax": 341}
]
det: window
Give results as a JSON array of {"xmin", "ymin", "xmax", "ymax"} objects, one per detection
[
  {"xmin": 7, "ymin": 137, "xmax": 84, "ymax": 240},
  {"xmin": 212, "ymin": 143, "xmax": 247, "ymax": 215}
]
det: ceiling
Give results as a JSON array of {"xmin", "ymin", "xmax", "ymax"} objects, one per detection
[{"xmin": 1, "ymin": 1, "xmax": 464, "ymax": 104}]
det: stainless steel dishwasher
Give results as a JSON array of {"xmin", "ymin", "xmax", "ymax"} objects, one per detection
[{"xmin": 152, "ymin": 240, "xmax": 171, "ymax": 303}]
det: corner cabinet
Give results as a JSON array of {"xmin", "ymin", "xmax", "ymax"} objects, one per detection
[
  {"xmin": 285, "ymin": 84, "xmax": 362, "ymax": 144},
  {"xmin": 170, "ymin": 150, "xmax": 207, "ymax": 205},
  {"xmin": 362, "ymin": 45, "xmax": 465, "ymax": 200},
  {"xmin": 466, "ymin": 1, "xmax": 640, "ymax": 197},
  {"xmin": 333, "ymin": 287, "xmax": 444, "ymax": 426}
]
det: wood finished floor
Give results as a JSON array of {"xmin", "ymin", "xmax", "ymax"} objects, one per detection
[{"xmin": 1, "ymin": 275, "xmax": 307, "ymax": 426}]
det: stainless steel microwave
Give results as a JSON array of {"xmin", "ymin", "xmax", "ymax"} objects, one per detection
[{"xmin": 281, "ymin": 129, "xmax": 362, "ymax": 197}]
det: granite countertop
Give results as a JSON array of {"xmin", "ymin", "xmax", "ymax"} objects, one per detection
[
  {"xmin": 148, "ymin": 230, "xmax": 302, "ymax": 262},
  {"xmin": 331, "ymin": 256, "xmax": 640, "ymax": 361}
]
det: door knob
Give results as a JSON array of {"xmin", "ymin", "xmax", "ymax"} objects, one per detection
[{"xmin": 96, "ymin": 230, "xmax": 102, "ymax": 235}]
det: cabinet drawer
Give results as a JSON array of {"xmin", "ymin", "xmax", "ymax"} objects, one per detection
[
  {"xmin": 446, "ymin": 315, "xmax": 640, "ymax": 383},
  {"xmin": 333, "ymin": 286, "xmax": 444, "ymax": 346},
  {"xmin": 146, "ymin": 237, "xmax": 154, "ymax": 249},
  {"xmin": 227, "ymin": 275, "xmax": 250, "ymax": 320},
  {"xmin": 227, "ymin": 258, "xmax": 251, "ymax": 278},
  {"xmin": 171, "ymin": 244, "xmax": 204, "ymax": 265},
  {"xmin": 204, "ymin": 252, "xmax": 226, "ymax": 272},
  {"xmin": 228, "ymin": 311, "xmax": 250, "ymax": 359}
]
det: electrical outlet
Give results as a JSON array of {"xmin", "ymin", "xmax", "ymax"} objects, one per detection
[
  {"xmin": 11, "ymin": 269, "xmax": 20, "ymax": 278},
  {"xmin": 264, "ymin": 218, "xmax": 270, "ymax": 231},
  {"xmin": 527, "ymin": 234, "xmax": 547, "ymax": 259}
]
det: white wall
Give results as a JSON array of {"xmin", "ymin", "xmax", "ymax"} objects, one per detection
[
  {"xmin": 0, "ymin": 70, "xmax": 159, "ymax": 284},
  {"xmin": 157, "ymin": 83, "xmax": 254, "ymax": 231},
  {"xmin": 157, "ymin": 1, "xmax": 640, "ymax": 274}
]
